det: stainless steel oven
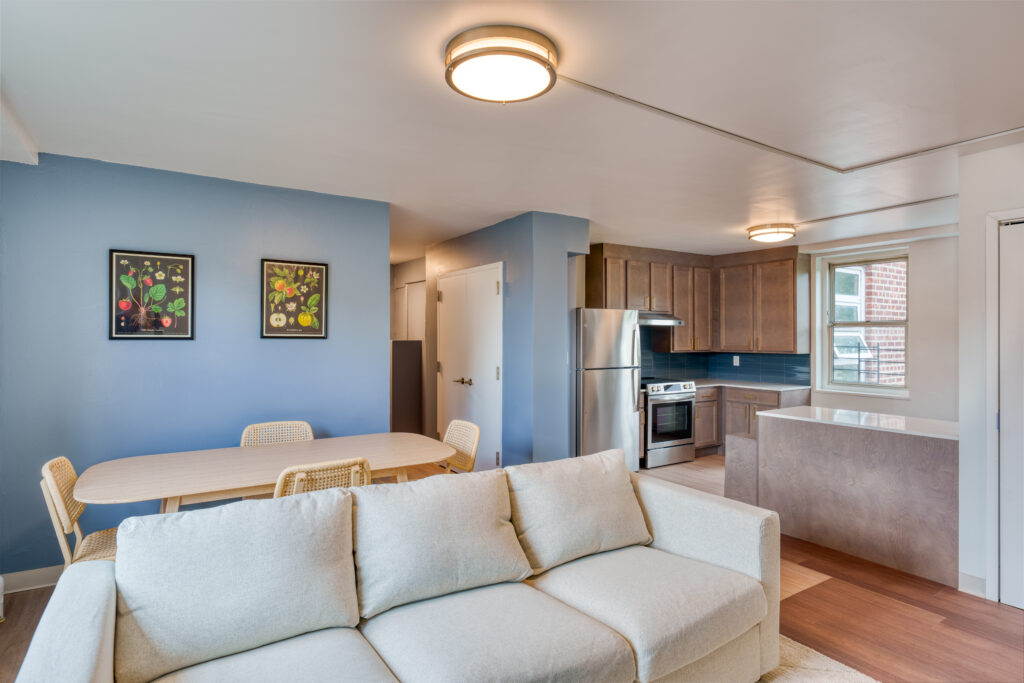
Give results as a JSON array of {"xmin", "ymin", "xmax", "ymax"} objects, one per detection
[{"xmin": 644, "ymin": 381, "xmax": 696, "ymax": 467}]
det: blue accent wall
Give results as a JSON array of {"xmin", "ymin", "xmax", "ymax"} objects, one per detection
[
  {"xmin": 0, "ymin": 155, "xmax": 391, "ymax": 573},
  {"xmin": 425, "ymin": 212, "xmax": 588, "ymax": 467}
]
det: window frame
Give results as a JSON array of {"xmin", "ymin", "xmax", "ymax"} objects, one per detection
[{"xmin": 816, "ymin": 250, "xmax": 910, "ymax": 398}]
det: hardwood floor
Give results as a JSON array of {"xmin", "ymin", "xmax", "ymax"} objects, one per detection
[{"xmin": 3, "ymin": 459, "xmax": 1021, "ymax": 683}]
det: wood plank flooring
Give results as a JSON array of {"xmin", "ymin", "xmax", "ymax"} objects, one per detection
[{"xmin": 3, "ymin": 457, "xmax": 1021, "ymax": 683}]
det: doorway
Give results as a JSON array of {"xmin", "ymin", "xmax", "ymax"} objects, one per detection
[
  {"xmin": 436, "ymin": 262, "xmax": 503, "ymax": 471},
  {"xmin": 999, "ymin": 219, "xmax": 1024, "ymax": 608}
]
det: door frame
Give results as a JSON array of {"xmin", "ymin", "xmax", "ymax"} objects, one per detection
[
  {"xmin": 984, "ymin": 208, "xmax": 1024, "ymax": 603},
  {"xmin": 435, "ymin": 261, "xmax": 504, "ymax": 462}
]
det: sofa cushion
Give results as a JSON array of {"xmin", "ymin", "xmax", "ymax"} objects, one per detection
[
  {"xmin": 360, "ymin": 582, "xmax": 635, "ymax": 683},
  {"xmin": 114, "ymin": 489, "xmax": 359, "ymax": 683},
  {"xmin": 505, "ymin": 449, "xmax": 651, "ymax": 573},
  {"xmin": 527, "ymin": 545, "xmax": 767, "ymax": 682},
  {"xmin": 352, "ymin": 469, "xmax": 531, "ymax": 619},
  {"xmin": 152, "ymin": 628, "xmax": 396, "ymax": 683}
]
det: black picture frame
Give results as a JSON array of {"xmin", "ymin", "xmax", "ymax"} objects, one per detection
[
  {"xmin": 260, "ymin": 259, "xmax": 328, "ymax": 338},
  {"xmin": 109, "ymin": 249, "xmax": 195, "ymax": 340}
]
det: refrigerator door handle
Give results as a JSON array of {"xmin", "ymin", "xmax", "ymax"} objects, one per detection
[
  {"xmin": 633, "ymin": 368, "xmax": 640, "ymax": 412},
  {"xmin": 632, "ymin": 325, "xmax": 640, "ymax": 367}
]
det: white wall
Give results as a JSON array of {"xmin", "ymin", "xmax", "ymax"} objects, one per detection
[
  {"xmin": 807, "ymin": 232, "xmax": 959, "ymax": 421},
  {"xmin": 958, "ymin": 141, "xmax": 1024, "ymax": 592}
]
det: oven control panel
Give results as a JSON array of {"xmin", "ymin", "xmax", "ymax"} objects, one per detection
[{"xmin": 647, "ymin": 381, "xmax": 696, "ymax": 395}]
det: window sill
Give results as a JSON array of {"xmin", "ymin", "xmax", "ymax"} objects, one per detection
[{"xmin": 814, "ymin": 385, "xmax": 911, "ymax": 401}]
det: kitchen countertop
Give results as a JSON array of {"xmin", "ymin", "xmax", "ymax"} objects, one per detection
[
  {"xmin": 693, "ymin": 378, "xmax": 811, "ymax": 393},
  {"xmin": 757, "ymin": 405, "xmax": 959, "ymax": 440}
]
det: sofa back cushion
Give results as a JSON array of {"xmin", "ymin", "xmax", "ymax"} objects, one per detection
[
  {"xmin": 505, "ymin": 449, "xmax": 652, "ymax": 574},
  {"xmin": 113, "ymin": 488, "xmax": 358, "ymax": 683},
  {"xmin": 352, "ymin": 469, "xmax": 531, "ymax": 618}
]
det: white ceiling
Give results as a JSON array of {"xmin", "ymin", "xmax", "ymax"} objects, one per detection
[{"xmin": 3, "ymin": 1, "xmax": 1023, "ymax": 262}]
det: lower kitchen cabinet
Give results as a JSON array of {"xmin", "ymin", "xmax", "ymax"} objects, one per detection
[
  {"xmin": 723, "ymin": 387, "xmax": 810, "ymax": 438},
  {"xmin": 694, "ymin": 400, "xmax": 719, "ymax": 448}
]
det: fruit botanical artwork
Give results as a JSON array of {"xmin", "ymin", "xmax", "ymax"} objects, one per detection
[
  {"xmin": 261, "ymin": 259, "xmax": 327, "ymax": 338},
  {"xmin": 110, "ymin": 250, "xmax": 194, "ymax": 339}
]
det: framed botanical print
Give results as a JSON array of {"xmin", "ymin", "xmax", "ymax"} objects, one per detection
[
  {"xmin": 110, "ymin": 250, "xmax": 194, "ymax": 339},
  {"xmin": 261, "ymin": 259, "xmax": 327, "ymax": 338}
]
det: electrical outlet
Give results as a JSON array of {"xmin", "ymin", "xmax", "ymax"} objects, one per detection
[{"xmin": 733, "ymin": 355, "xmax": 740, "ymax": 366}]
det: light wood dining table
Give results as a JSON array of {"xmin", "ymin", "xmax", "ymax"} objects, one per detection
[{"xmin": 74, "ymin": 432, "xmax": 454, "ymax": 513}]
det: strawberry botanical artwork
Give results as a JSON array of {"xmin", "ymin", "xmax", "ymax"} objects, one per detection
[
  {"xmin": 110, "ymin": 250, "xmax": 194, "ymax": 339},
  {"xmin": 261, "ymin": 259, "xmax": 327, "ymax": 338}
]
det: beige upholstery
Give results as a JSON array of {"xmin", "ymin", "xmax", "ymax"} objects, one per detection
[
  {"xmin": 152, "ymin": 628, "xmax": 397, "ymax": 683},
  {"xmin": 651, "ymin": 627, "xmax": 761, "ymax": 683},
  {"xmin": 359, "ymin": 582, "xmax": 636, "ymax": 683},
  {"xmin": 273, "ymin": 458, "xmax": 371, "ymax": 497},
  {"xmin": 239, "ymin": 420, "xmax": 313, "ymax": 447},
  {"xmin": 631, "ymin": 472, "xmax": 781, "ymax": 676},
  {"xmin": 440, "ymin": 419, "xmax": 480, "ymax": 472},
  {"xmin": 351, "ymin": 469, "xmax": 531, "ymax": 619},
  {"xmin": 528, "ymin": 545, "xmax": 767, "ymax": 682},
  {"xmin": 40, "ymin": 457, "xmax": 117, "ymax": 567},
  {"xmin": 505, "ymin": 449, "xmax": 651, "ymax": 574}
]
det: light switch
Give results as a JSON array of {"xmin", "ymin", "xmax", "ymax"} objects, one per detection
[{"xmin": 733, "ymin": 355, "xmax": 740, "ymax": 366}]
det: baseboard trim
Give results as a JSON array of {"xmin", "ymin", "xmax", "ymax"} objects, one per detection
[
  {"xmin": 958, "ymin": 572, "xmax": 986, "ymax": 598},
  {"xmin": 3, "ymin": 565, "xmax": 63, "ymax": 594}
]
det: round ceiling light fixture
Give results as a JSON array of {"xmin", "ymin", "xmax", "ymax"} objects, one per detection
[
  {"xmin": 747, "ymin": 223, "xmax": 797, "ymax": 243},
  {"xmin": 444, "ymin": 25, "xmax": 558, "ymax": 103}
]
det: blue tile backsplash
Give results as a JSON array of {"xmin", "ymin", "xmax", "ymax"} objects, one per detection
[{"xmin": 640, "ymin": 328, "xmax": 810, "ymax": 385}]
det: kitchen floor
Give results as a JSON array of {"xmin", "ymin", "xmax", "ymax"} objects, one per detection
[{"xmin": 641, "ymin": 453, "xmax": 724, "ymax": 496}]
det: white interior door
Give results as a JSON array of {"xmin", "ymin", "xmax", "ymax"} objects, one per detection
[
  {"xmin": 999, "ymin": 221, "xmax": 1024, "ymax": 608},
  {"xmin": 437, "ymin": 263, "xmax": 503, "ymax": 470}
]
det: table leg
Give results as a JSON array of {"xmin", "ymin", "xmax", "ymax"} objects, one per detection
[
  {"xmin": 396, "ymin": 469, "xmax": 409, "ymax": 483},
  {"xmin": 161, "ymin": 496, "xmax": 181, "ymax": 513}
]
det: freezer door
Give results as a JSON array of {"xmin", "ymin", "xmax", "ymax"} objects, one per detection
[
  {"xmin": 578, "ymin": 368, "xmax": 640, "ymax": 471},
  {"xmin": 577, "ymin": 308, "xmax": 640, "ymax": 369}
]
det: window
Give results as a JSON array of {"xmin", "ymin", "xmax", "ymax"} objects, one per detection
[{"xmin": 826, "ymin": 256, "xmax": 907, "ymax": 390}]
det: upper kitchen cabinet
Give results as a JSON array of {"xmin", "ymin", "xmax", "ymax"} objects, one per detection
[
  {"xmin": 671, "ymin": 265, "xmax": 712, "ymax": 352},
  {"xmin": 715, "ymin": 246, "xmax": 810, "ymax": 354},
  {"xmin": 586, "ymin": 244, "xmax": 709, "ymax": 315}
]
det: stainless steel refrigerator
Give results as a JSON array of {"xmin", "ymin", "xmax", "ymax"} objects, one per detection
[{"xmin": 576, "ymin": 308, "xmax": 640, "ymax": 471}]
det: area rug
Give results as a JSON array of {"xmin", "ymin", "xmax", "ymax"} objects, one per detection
[{"xmin": 761, "ymin": 636, "xmax": 881, "ymax": 682}]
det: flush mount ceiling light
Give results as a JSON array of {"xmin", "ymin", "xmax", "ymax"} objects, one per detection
[
  {"xmin": 747, "ymin": 223, "xmax": 797, "ymax": 243},
  {"xmin": 444, "ymin": 25, "xmax": 558, "ymax": 103}
]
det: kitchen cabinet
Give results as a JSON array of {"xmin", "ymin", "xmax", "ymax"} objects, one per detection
[
  {"xmin": 604, "ymin": 257, "xmax": 626, "ymax": 309},
  {"xmin": 719, "ymin": 265, "xmax": 755, "ymax": 351},
  {"xmin": 725, "ymin": 400, "xmax": 754, "ymax": 437},
  {"xmin": 626, "ymin": 260, "xmax": 650, "ymax": 310},
  {"xmin": 649, "ymin": 262, "xmax": 672, "ymax": 313},
  {"xmin": 754, "ymin": 260, "xmax": 796, "ymax": 352},
  {"xmin": 722, "ymin": 386, "xmax": 810, "ymax": 438},
  {"xmin": 694, "ymin": 398, "xmax": 719, "ymax": 448},
  {"xmin": 672, "ymin": 265, "xmax": 712, "ymax": 352}
]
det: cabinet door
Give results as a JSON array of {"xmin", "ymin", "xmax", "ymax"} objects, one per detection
[
  {"xmin": 626, "ymin": 260, "xmax": 651, "ymax": 310},
  {"xmin": 725, "ymin": 400, "xmax": 751, "ymax": 437},
  {"xmin": 694, "ymin": 401, "xmax": 719, "ymax": 447},
  {"xmin": 750, "ymin": 403, "xmax": 775, "ymax": 439},
  {"xmin": 720, "ymin": 265, "xmax": 754, "ymax": 351},
  {"xmin": 693, "ymin": 267, "xmax": 712, "ymax": 351},
  {"xmin": 649, "ymin": 262, "xmax": 672, "ymax": 313},
  {"xmin": 755, "ymin": 260, "xmax": 796, "ymax": 352},
  {"xmin": 671, "ymin": 265, "xmax": 693, "ymax": 351},
  {"xmin": 605, "ymin": 257, "xmax": 626, "ymax": 309}
]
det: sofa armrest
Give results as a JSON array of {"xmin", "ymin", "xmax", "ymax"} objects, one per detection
[
  {"xmin": 16, "ymin": 561, "xmax": 116, "ymax": 683},
  {"xmin": 630, "ymin": 473, "xmax": 780, "ymax": 674}
]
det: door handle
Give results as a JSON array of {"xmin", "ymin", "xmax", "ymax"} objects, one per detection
[
  {"xmin": 633, "ymin": 368, "xmax": 640, "ymax": 412},
  {"xmin": 632, "ymin": 325, "xmax": 640, "ymax": 367},
  {"xmin": 452, "ymin": 377, "xmax": 473, "ymax": 385},
  {"xmin": 465, "ymin": 378, "xmax": 473, "ymax": 386}
]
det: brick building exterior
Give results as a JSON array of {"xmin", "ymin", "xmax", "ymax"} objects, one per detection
[{"xmin": 861, "ymin": 261, "xmax": 907, "ymax": 385}]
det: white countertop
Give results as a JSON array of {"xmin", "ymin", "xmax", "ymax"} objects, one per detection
[
  {"xmin": 757, "ymin": 405, "xmax": 959, "ymax": 440},
  {"xmin": 693, "ymin": 378, "xmax": 811, "ymax": 393}
]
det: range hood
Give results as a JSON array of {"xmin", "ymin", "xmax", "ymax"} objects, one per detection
[{"xmin": 638, "ymin": 311, "xmax": 685, "ymax": 327}]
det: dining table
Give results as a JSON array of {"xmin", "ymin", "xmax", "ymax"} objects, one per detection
[{"xmin": 74, "ymin": 432, "xmax": 455, "ymax": 513}]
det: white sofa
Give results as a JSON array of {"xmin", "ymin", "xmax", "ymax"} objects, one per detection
[{"xmin": 17, "ymin": 449, "xmax": 780, "ymax": 683}]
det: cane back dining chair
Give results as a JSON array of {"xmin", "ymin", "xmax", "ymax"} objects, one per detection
[
  {"xmin": 273, "ymin": 458, "xmax": 372, "ymax": 497},
  {"xmin": 440, "ymin": 419, "xmax": 481, "ymax": 473},
  {"xmin": 40, "ymin": 457, "xmax": 117, "ymax": 567},
  {"xmin": 240, "ymin": 420, "xmax": 314, "ymax": 447}
]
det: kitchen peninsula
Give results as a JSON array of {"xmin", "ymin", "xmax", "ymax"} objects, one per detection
[{"xmin": 756, "ymin": 406, "xmax": 959, "ymax": 587}]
